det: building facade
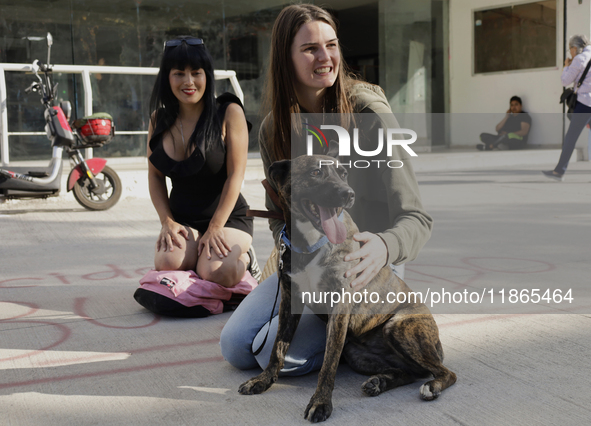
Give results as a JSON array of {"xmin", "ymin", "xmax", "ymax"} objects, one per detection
[
  {"xmin": 1, "ymin": 0, "xmax": 589, "ymax": 161},
  {"xmin": 0, "ymin": 0, "xmax": 449, "ymax": 160}
]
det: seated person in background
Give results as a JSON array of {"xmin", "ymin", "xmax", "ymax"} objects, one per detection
[{"xmin": 477, "ymin": 96, "xmax": 532, "ymax": 151}]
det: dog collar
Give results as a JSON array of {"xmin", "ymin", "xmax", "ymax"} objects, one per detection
[{"xmin": 280, "ymin": 211, "xmax": 344, "ymax": 254}]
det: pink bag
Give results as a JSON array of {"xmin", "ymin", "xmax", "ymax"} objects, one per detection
[{"xmin": 134, "ymin": 269, "xmax": 258, "ymax": 317}]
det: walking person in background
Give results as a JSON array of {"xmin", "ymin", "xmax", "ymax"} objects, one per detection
[{"xmin": 544, "ymin": 34, "xmax": 591, "ymax": 181}]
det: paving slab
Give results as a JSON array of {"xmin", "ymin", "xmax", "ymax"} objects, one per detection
[{"xmin": 1, "ymin": 157, "xmax": 590, "ymax": 426}]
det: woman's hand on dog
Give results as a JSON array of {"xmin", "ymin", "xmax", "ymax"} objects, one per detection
[
  {"xmin": 198, "ymin": 225, "xmax": 232, "ymax": 260},
  {"xmin": 344, "ymin": 232, "xmax": 388, "ymax": 290},
  {"xmin": 156, "ymin": 218, "xmax": 189, "ymax": 252}
]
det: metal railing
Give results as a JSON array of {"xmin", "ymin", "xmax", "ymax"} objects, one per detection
[{"xmin": 0, "ymin": 63, "xmax": 244, "ymax": 165}]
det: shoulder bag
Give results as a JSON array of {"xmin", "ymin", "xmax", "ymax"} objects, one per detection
[{"xmin": 560, "ymin": 57, "xmax": 591, "ymax": 116}]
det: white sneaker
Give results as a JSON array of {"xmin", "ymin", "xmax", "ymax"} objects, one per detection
[{"xmin": 247, "ymin": 246, "xmax": 262, "ymax": 282}]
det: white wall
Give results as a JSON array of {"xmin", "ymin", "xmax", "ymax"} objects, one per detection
[{"xmin": 449, "ymin": 0, "xmax": 591, "ymax": 148}]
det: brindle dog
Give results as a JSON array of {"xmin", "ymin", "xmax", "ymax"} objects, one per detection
[{"xmin": 238, "ymin": 155, "xmax": 456, "ymax": 422}]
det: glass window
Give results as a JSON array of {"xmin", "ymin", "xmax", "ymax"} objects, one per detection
[
  {"xmin": 474, "ymin": 1, "xmax": 557, "ymax": 74},
  {"xmin": 1, "ymin": 0, "xmax": 450, "ymax": 161}
]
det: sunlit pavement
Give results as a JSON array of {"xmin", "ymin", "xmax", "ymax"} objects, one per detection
[{"xmin": 1, "ymin": 151, "xmax": 590, "ymax": 426}]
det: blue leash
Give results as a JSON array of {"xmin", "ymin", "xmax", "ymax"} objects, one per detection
[{"xmin": 252, "ymin": 211, "xmax": 345, "ymax": 356}]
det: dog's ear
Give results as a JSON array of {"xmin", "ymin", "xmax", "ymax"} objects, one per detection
[
  {"xmin": 326, "ymin": 140, "xmax": 340, "ymax": 159},
  {"xmin": 268, "ymin": 159, "xmax": 291, "ymax": 189}
]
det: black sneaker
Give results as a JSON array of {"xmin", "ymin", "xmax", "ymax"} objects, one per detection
[
  {"xmin": 476, "ymin": 143, "xmax": 493, "ymax": 151},
  {"xmin": 247, "ymin": 246, "xmax": 262, "ymax": 282},
  {"xmin": 542, "ymin": 170, "xmax": 564, "ymax": 182}
]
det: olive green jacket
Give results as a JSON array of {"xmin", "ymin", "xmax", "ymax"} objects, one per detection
[{"xmin": 258, "ymin": 82, "xmax": 433, "ymax": 265}]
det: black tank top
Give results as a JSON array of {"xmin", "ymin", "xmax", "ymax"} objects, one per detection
[{"xmin": 148, "ymin": 94, "xmax": 250, "ymax": 230}]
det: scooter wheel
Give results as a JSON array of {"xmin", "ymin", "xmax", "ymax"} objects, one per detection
[{"xmin": 71, "ymin": 165, "xmax": 122, "ymax": 210}]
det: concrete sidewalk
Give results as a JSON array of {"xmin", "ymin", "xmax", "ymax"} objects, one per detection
[
  {"xmin": 1, "ymin": 152, "xmax": 590, "ymax": 425},
  {"xmin": 0, "ymin": 147, "xmax": 567, "ymax": 203}
]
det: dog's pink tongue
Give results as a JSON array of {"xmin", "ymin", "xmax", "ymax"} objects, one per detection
[{"xmin": 318, "ymin": 206, "xmax": 347, "ymax": 244}]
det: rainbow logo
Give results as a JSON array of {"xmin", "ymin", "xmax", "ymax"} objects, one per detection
[{"xmin": 303, "ymin": 123, "xmax": 327, "ymax": 148}]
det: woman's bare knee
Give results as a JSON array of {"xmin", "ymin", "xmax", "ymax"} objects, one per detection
[
  {"xmin": 155, "ymin": 248, "xmax": 200, "ymax": 271},
  {"xmin": 198, "ymin": 260, "xmax": 245, "ymax": 288},
  {"xmin": 153, "ymin": 229, "xmax": 199, "ymax": 271},
  {"xmin": 154, "ymin": 253, "xmax": 183, "ymax": 271},
  {"xmin": 199, "ymin": 264, "xmax": 232, "ymax": 287},
  {"xmin": 196, "ymin": 228, "xmax": 250, "ymax": 286}
]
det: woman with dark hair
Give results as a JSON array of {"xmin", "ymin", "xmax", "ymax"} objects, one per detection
[
  {"xmin": 220, "ymin": 5, "xmax": 432, "ymax": 375},
  {"xmin": 146, "ymin": 37, "xmax": 256, "ymax": 288},
  {"xmin": 544, "ymin": 34, "xmax": 591, "ymax": 181}
]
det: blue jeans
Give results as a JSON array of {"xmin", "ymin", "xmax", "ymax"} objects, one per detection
[
  {"xmin": 555, "ymin": 101, "xmax": 591, "ymax": 175},
  {"xmin": 220, "ymin": 264, "xmax": 405, "ymax": 376},
  {"xmin": 219, "ymin": 273, "xmax": 327, "ymax": 376}
]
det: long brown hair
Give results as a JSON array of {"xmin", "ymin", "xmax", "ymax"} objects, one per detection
[{"xmin": 263, "ymin": 4, "xmax": 357, "ymax": 161}]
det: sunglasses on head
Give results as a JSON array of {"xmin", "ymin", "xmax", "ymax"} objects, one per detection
[{"xmin": 163, "ymin": 37, "xmax": 204, "ymax": 50}]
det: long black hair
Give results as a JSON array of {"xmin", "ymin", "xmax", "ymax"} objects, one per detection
[{"xmin": 149, "ymin": 37, "xmax": 221, "ymax": 154}]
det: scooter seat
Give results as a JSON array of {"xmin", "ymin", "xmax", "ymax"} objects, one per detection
[{"xmin": 28, "ymin": 171, "xmax": 49, "ymax": 178}]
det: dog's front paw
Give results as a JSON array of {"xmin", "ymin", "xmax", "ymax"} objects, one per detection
[
  {"xmin": 304, "ymin": 397, "xmax": 333, "ymax": 423},
  {"xmin": 419, "ymin": 380, "xmax": 442, "ymax": 401},
  {"xmin": 238, "ymin": 375, "xmax": 276, "ymax": 395},
  {"xmin": 361, "ymin": 376, "xmax": 383, "ymax": 397}
]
